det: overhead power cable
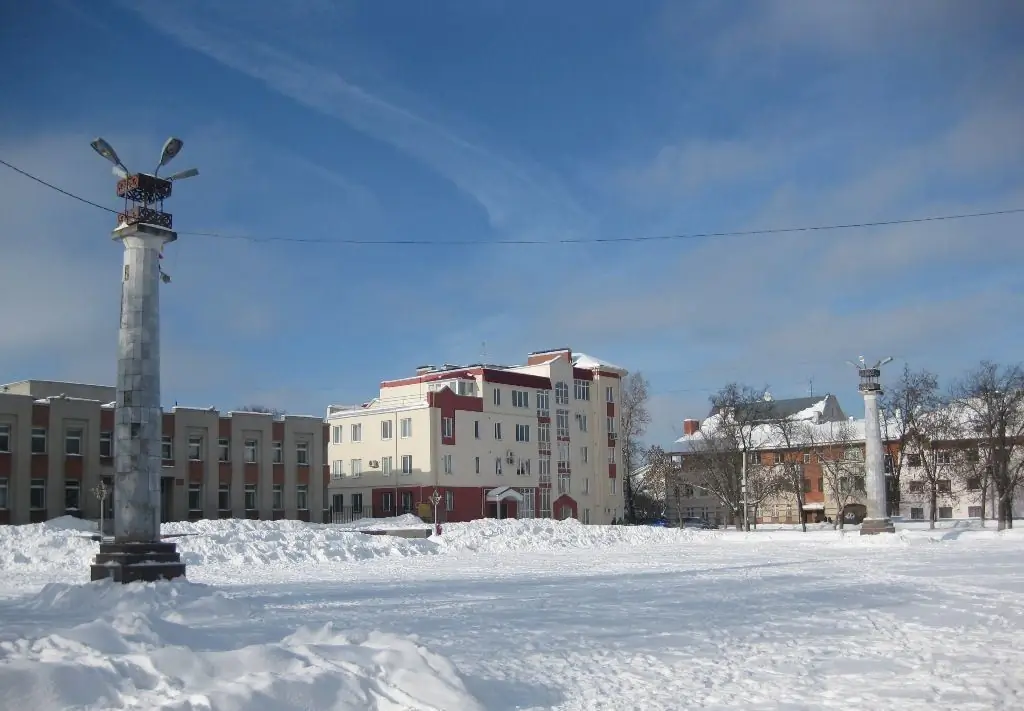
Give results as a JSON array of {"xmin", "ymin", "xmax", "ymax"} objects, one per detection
[{"xmin": 3, "ymin": 156, "xmax": 1023, "ymax": 247}]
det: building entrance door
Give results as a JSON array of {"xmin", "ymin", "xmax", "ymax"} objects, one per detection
[{"xmin": 160, "ymin": 477, "xmax": 174, "ymax": 523}]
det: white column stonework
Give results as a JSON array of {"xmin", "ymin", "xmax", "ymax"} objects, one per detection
[
  {"xmin": 862, "ymin": 391, "xmax": 887, "ymax": 521},
  {"xmin": 113, "ymin": 223, "xmax": 175, "ymax": 543}
]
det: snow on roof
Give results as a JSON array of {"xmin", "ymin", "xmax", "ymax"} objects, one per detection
[
  {"xmin": 572, "ymin": 352, "xmax": 626, "ymax": 373},
  {"xmin": 673, "ymin": 411, "xmax": 869, "ymax": 451}
]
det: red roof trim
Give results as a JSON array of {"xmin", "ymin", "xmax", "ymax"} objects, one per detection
[
  {"xmin": 481, "ymin": 369, "xmax": 551, "ymax": 390},
  {"xmin": 572, "ymin": 368, "xmax": 594, "ymax": 382}
]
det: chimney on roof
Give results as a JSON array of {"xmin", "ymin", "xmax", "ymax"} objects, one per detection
[{"xmin": 683, "ymin": 418, "xmax": 700, "ymax": 435}]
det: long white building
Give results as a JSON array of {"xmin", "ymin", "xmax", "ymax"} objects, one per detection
[{"xmin": 325, "ymin": 348, "xmax": 627, "ymax": 524}]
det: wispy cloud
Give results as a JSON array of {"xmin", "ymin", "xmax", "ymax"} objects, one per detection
[{"xmin": 123, "ymin": 4, "xmax": 586, "ymax": 240}]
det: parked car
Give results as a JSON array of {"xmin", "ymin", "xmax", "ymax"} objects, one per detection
[
  {"xmin": 647, "ymin": 517, "xmax": 671, "ymax": 527},
  {"xmin": 680, "ymin": 517, "xmax": 717, "ymax": 530}
]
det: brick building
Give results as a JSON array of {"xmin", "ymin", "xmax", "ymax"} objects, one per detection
[
  {"xmin": 0, "ymin": 380, "xmax": 327, "ymax": 526},
  {"xmin": 325, "ymin": 348, "xmax": 627, "ymax": 524}
]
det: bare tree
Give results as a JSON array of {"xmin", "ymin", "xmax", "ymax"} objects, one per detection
[
  {"xmin": 630, "ymin": 445, "xmax": 671, "ymax": 521},
  {"xmin": 237, "ymin": 404, "xmax": 287, "ymax": 417},
  {"xmin": 885, "ymin": 367, "xmax": 951, "ymax": 529},
  {"xmin": 944, "ymin": 437, "xmax": 993, "ymax": 525},
  {"xmin": 619, "ymin": 372, "xmax": 651, "ymax": 523},
  {"xmin": 765, "ymin": 417, "xmax": 810, "ymax": 532},
  {"xmin": 806, "ymin": 420, "xmax": 865, "ymax": 529},
  {"xmin": 685, "ymin": 384, "xmax": 778, "ymax": 530},
  {"xmin": 950, "ymin": 362, "xmax": 1024, "ymax": 530}
]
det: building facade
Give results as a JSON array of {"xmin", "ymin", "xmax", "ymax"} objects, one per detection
[
  {"xmin": 0, "ymin": 380, "xmax": 327, "ymax": 526},
  {"xmin": 325, "ymin": 349, "xmax": 627, "ymax": 524}
]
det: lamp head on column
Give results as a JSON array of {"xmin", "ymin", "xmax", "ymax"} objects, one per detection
[{"xmin": 847, "ymin": 356, "xmax": 893, "ymax": 395}]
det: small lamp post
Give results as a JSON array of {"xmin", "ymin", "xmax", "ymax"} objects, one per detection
[
  {"xmin": 429, "ymin": 489, "xmax": 443, "ymax": 536},
  {"xmin": 92, "ymin": 482, "xmax": 109, "ymax": 538}
]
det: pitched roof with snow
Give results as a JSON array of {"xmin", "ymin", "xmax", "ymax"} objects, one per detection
[{"xmin": 571, "ymin": 352, "xmax": 627, "ymax": 373}]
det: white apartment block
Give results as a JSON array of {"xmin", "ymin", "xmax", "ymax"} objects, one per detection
[{"xmin": 325, "ymin": 348, "xmax": 627, "ymax": 524}]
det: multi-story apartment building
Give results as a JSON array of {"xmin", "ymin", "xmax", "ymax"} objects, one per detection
[
  {"xmin": 0, "ymin": 380, "xmax": 327, "ymax": 526},
  {"xmin": 325, "ymin": 348, "xmax": 627, "ymax": 524}
]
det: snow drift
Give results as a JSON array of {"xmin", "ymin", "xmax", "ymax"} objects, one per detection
[{"xmin": 0, "ymin": 581, "xmax": 483, "ymax": 711}]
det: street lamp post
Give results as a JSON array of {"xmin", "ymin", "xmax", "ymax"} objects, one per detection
[
  {"xmin": 848, "ymin": 356, "xmax": 896, "ymax": 535},
  {"xmin": 92, "ymin": 482, "xmax": 109, "ymax": 538},
  {"xmin": 88, "ymin": 136, "xmax": 197, "ymax": 583},
  {"xmin": 429, "ymin": 489, "xmax": 443, "ymax": 536}
]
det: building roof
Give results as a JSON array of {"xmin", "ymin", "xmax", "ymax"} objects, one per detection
[
  {"xmin": 708, "ymin": 394, "xmax": 839, "ymax": 422},
  {"xmin": 572, "ymin": 352, "xmax": 627, "ymax": 373}
]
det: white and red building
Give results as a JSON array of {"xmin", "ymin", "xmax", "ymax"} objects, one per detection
[{"xmin": 325, "ymin": 348, "xmax": 627, "ymax": 524}]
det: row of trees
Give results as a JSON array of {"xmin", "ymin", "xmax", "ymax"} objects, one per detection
[{"xmin": 620, "ymin": 362, "xmax": 1024, "ymax": 531}]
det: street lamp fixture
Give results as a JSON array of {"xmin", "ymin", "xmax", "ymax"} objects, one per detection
[
  {"xmin": 90, "ymin": 137, "xmax": 129, "ymax": 175},
  {"xmin": 155, "ymin": 137, "xmax": 184, "ymax": 175}
]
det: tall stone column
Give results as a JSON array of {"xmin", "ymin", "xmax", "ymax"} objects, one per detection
[
  {"xmin": 113, "ymin": 223, "xmax": 173, "ymax": 542},
  {"xmin": 857, "ymin": 361, "xmax": 895, "ymax": 535}
]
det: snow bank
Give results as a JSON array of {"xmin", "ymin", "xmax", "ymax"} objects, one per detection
[
  {"xmin": 163, "ymin": 518, "xmax": 439, "ymax": 568},
  {"xmin": 0, "ymin": 517, "xmax": 98, "ymax": 578},
  {"xmin": 437, "ymin": 517, "xmax": 707, "ymax": 552},
  {"xmin": 0, "ymin": 581, "xmax": 483, "ymax": 711},
  {"xmin": 336, "ymin": 513, "xmax": 431, "ymax": 530}
]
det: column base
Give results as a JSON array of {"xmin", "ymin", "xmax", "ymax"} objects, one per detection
[
  {"xmin": 90, "ymin": 541, "xmax": 187, "ymax": 583},
  {"xmin": 859, "ymin": 518, "xmax": 896, "ymax": 535}
]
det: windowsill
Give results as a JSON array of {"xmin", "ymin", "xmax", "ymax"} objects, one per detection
[
  {"xmin": 189, "ymin": 458, "xmax": 204, "ymax": 462},
  {"xmin": 65, "ymin": 453, "xmax": 82, "ymax": 458},
  {"xmin": 32, "ymin": 452, "xmax": 47, "ymax": 456}
]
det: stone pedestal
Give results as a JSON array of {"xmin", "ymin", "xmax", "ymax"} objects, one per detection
[
  {"xmin": 860, "ymin": 518, "xmax": 897, "ymax": 536},
  {"xmin": 90, "ymin": 541, "xmax": 186, "ymax": 583}
]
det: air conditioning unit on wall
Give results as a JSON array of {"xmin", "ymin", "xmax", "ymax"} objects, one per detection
[
  {"xmin": 369, "ymin": 460, "xmax": 380, "ymax": 468},
  {"xmin": 506, "ymin": 450, "xmax": 516, "ymax": 465}
]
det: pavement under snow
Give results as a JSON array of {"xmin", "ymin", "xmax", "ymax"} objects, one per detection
[{"xmin": 1, "ymin": 516, "xmax": 1022, "ymax": 710}]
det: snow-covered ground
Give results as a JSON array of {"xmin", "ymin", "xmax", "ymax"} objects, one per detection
[{"xmin": 2, "ymin": 517, "xmax": 1023, "ymax": 710}]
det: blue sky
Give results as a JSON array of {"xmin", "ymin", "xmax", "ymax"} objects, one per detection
[{"xmin": 1, "ymin": 0, "xmax": 1022, "ymax": 445}]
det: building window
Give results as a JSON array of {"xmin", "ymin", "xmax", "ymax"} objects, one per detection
[
  {"xmin": 937, "ymin": 479, "xmax": 951, "ymax": 494},
  {"xmin": 966, "ymin": 477, "xmax": 982, "ymax": 491},
  {"xmin": 576, "ymin": 413, "xmax": 588, "ymax": 432},
  {"xmin": 218, "ymin": 438, "xmax": 230, "ymax": 463},
  {"xmin": 555, "ymin": 382, "xmax": 569, "ymax": 405},
  {"xmin": 65, "ymin": 428, "xmax": 83, "ymax": 456},
  {"xmin": 350, "ymin": 424, "xmax": 362, "ymax": 443},
  {"xmin": 968, "ymin": 505, "xmax": 982, "ymax": 518},
  {"xmin": 747, "ymin": 451, "xmax": 759, "ymax": 465},
  {"xmin": 515, "ymin": 424, "xmax": 530, "ymax": 442},
  {"xmin": 606, "ymin": 386, "xmax": 614, "ymax": 403},
  {"xmin": 0, "ymin": 477, "xmax": 8, "ymax": 509},
  {"xmin": 844, "ymin": 448, "xmax": 862, "ymax": 461},
  {"xmin": 883, "ymin": 454, "xmax": 894, "ymax": 473},
  {"xmin": 381, "ymin": 492, "xmax": 394, "ymax": 513},
  {"xmin": 30, "ymin": 478, "xmax": 46, "ymax": 510},
  {"xmin": 580, "ymin": 446, "xmax": 589, "ymax": 464},
  {"xmin": 296, "ymin": 441, "xmax": 309, "ymax": 465},
  {"xmin": 909, "ymin": 480, "xmax": 924, "ymax": 494},
  {"xmin": 401, "ymin": 492, "xmax": 413, "ymax": 513},
  {"xmin": 400, "ymin": 418, "xmax": 412, "ymax": 438},
  {"xmin": 272, "ymin": 441, "xmax": 283, "ymax": 464},
  {"xmin": 188, "ymin": 435, "xmax": 203, "ymax": 461},
  {"xmin": 350, "ymin": 459, "xmax": 362, "ymax": 478},
  {"xmin": 556, "ymin": 410, "xmax": 569, "ymax": 439},
  {"xmin": 475, "ymin": 456, "xmax": 480, "ymax": 475},
  {"xmin": 938, "ymin": 506, "xmax": 953, "ymax": 519},
  {"xmin": 244, "ymin": 484, "xmax": 258, "ymax": 511},
  {"xmin": 520, "ymin": 488, "xmax": 535, "ymax": 518},
  {"xmin": 218, "ymin": 483, "xmax": 230, "ymax": 511},
  {"xmin": 935, "ymin": 450, "xmax": 952, "ymax": 465},
  {"xmin": 189, "ymin": 483, "xmax": 202, "ymax": 512},
  {"xmin": 331, "ymin": 460, "xmax": 344, "ymax": 478},
  {"xmin": 539, "ymin": 422, "xmax": 551, "ymax": 444},
  {"xmin": 332, "ymin": 425, "xmax": 342, "ymax": 444},
  {"xmin": 65, "ymin": 480, "xmax": 81, "ymax": 510},
  {"xmin": 540, "ymin": 487, "xmax": 551, "ymax": 518},
  {"xmin": 574, "ymin": 379, "xmax": 590, "ymax": 401},
  {"xmin": 536, "ymin": 391, "xmax": 550, "ymax": 415},
  {"xmin": 517, "ymin": 457, "xmax": 531, "ymax": 476},
  {"xmin": 401, "ymin": 455, "xmax": 413, "ymax": 474},
  {"xmin": 773, "ymin": 451, "xmax": 784, "ymax": 465},
  {"xmin": 31, "ymin": 428, "xmax": 47, "ymax": 454},
  {"xmin": 382, "ymin": 456, "xmax": 393, "ymax": 476},
  {"xmin": 538, "ymin": 458, "xmax": 551, "ymax": 483},
  {"xmin": 162, "ymin": 436, "xmax": 173, "ymax": 461},
  {"xmin": 474, "ymin": 420, "xmax": 480, "ymax": 439},
  {"xmin": 606, "ymin": 416, "xmax": 616, "ymax": 435},
  {"xmin": 512, "ymin": 390, "xmax": 529, "ymax": 408},
  {"xmin": 268, "ymin": 484, "xmax": 281, "ymax": 510},
  {"xmin": 493, "ymin": 388, "xmax": 501, "ymax": 406},
  {"xmin": 445, "ymin": 490, "xmax": 454, "ymax": 512},
  {"xmin": 442, "ymin": 454, "xmax": 453, "ymax": 475},
  {"xmin": 557, "ymin": 473, "xmax": 570, "ymax": 494},
  {"xmin": 803, "ymin": 452, "xmax": 812, "ymax": 465},
  {"xmin": 610, "ymin": 478, "xmax": 617, "ymax": 495},
  {"xmin": 583, "ymin": 477, "xmax": 591, "ymax": 494},
  {"xmin": 0, "ymin": 425, "xmax": 10, "ymax": 452},
  {"xmin": 494, "ymin": 422, "xmax": 503, "ymax": 440},
  {"xmin": 381, "ymin": 420, "xmax": 393, "ymax": 440},
  {"xmin": 99, "ymin": 431, "xmax": 112, "ymax": 458},
  {"xmin": 455, "ymin": 380, "xmax": 476, "ymax": 397},
  {"xmin": 910, "ymin": 507, "xmax": 924, "ymax": 520},
  {"xmin": 557, "ymin": 443, "xmax": 570, "ymax": 472},
  {"xmin": 244, "ymin": 439, "xmax": 258, "ymax": 463},
  {"xmin": 296, "ymin": 484, "xmax": 309, "ymax": 511},
  {"xmin": 352, "ymin": 493, "xmax": 363, "ymax": 514},
  {"xmin": 495, "ymin": 457, "xmax": 503, "ymax": 476},
  {"xmin": 442, "ymin": 417, "xmax": 454, "ymax": 438},
  {"xmin": 907, "ymin": 453, "xmax": 922, "ymax": 467},
  {"xmin": 582, "ymin": 508, "xmax": 591, "ymax": 524}
]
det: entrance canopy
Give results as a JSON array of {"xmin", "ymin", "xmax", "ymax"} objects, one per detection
[
  {"xmin": 486, "ymin": 486, "xmax": 524, "ymax": 503},
  {"xmin": 802, "ymin": 502, "xmax": 825, "ymax": 511}
]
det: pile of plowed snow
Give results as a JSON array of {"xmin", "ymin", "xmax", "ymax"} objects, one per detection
[
  {"xmin": 0, "ymin": 580, "xmax": 483, "ymax": 711},
  {"xmin": 436, "ymin": 517, "xmax": 709, "ymax": 552}
]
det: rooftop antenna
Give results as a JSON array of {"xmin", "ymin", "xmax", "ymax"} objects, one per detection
[
  {"xmin": 808, "ymin": 376, "xmax": 814, "ymax": 398},
  {"xmin": 481, "ymin": 340, "xmax": 487, "ymax": 364}
]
